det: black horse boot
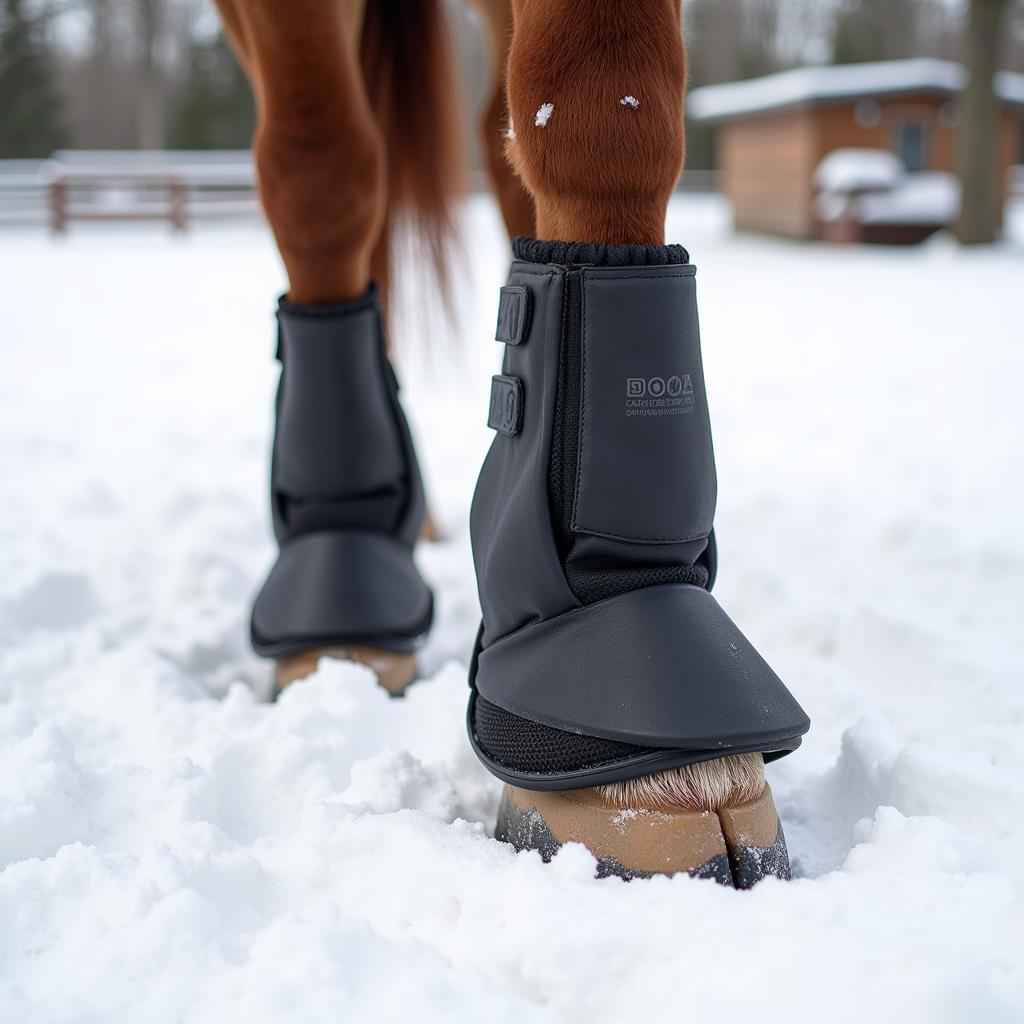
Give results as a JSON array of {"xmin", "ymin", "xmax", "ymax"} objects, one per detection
[
  {"xmin": 250, "ymin": 285, "xmax": 433, "ymax": 694},
  {"xmin": 468, "ymin": 239, "xmax": 810, "ymax": 885}
]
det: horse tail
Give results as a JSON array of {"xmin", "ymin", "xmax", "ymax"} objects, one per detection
[{"xmin": 361, "ymin": 0, "xmax": 465, "ymax": 315}]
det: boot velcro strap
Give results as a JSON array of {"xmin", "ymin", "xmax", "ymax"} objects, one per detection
[
  {"xmin": 487, "ymin": 375, "xmax": 523, "ymax": 436},
  {"xmin": 495, "ymin": 285, "xmax": 531, "ymax": 345}
]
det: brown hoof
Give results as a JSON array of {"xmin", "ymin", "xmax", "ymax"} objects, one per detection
[
  {"xmin": 496, "ymin": 781, "xmax": 790, "ymax": 887},
  {"xmin": 274, "ymin": 646, "xmax": 417, "ymax": 697},
  {"xmin": 420, "ymin": 510, "xmax": 443, "ymax": 543}
]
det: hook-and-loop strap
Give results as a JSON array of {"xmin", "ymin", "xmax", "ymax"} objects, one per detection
[{"xmin": 487, "ymin": 374, "xmax": 523, "ymax": 436}]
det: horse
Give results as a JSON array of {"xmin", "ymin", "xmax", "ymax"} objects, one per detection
[{"xmin": 218, "ymin": 0, "xmax": 808, "ymax": 884}]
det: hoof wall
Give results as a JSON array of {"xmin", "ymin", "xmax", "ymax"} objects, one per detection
[
  {"xmin": 496, "ymin": 781, "xmax": 790, "ymax": 888},
  {"xmin": 274, "ymin": 646, "xmax": 417, "ymax": 697}
]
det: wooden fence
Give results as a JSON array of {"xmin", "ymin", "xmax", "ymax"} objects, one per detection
[
  {"xmin": 0, "ymin": 152, "xmax": 1019, "ymax": 233},
  {"xmin": 0, "ymin": 151, "xmax": 258, "ymax": 232}
]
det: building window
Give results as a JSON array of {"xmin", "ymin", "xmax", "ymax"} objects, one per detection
[
  {"xmin": 854, "ymin": 100, "xmax": 882, "ymax": 129},
  {"xmin": 896, "ymin": 118, "xmax": 929, "ymax": 172}
]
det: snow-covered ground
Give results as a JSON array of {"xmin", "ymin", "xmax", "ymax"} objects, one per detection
[{"xmin": 2, "ymin": 195, "xmax": 1023, "ymax": 1022}]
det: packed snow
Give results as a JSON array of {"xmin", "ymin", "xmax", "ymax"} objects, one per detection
[
  {"xmin": 2, "ymin": 195, "xmax": 1023, "ymax": 1022},
  {"xmin": 534, "ymin": 102, "xmax": 554, "ymax": 127}
]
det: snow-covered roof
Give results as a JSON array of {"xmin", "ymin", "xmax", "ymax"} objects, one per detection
[{"xmin": 689, "ymin": 59, "xmax": 1024, "ymax": 122}]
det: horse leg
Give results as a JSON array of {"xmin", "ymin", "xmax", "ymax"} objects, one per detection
[
  {"xmin": 217, "ymin": 0, "xmax": 430, "ymax": 694},
  {"xmin": 215, "ymin": 0, "xmax": 382, "ymax": 305},
  {"xmin": 472, "ymin": 0, "xmax": 803, "ymax": 884},
  {"xmin": 505, "ymin": 0, "xmax": 685, "ymax": 245},
  {"xmin": 469, "ymin": 0, "xmax": 535, "ymax": 240}
]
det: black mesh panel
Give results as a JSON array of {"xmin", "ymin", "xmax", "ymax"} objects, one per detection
[
  {"xmin": 564, "ymin": 559, "xmax": 708, "ymax": 602},
  {"xmin": 474, "ymin": 695, "xmax": 658, "ymax": 775}
]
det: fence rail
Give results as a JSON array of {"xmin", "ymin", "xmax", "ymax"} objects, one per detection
[
  {"xmin": 0, "ymin": 151, "xmax": 259, "ymax": 231},
  {"xmin": 1, "ymin": 152, "xmax": 1017, "ymax": 232},
  {"xmin": 0, "ymin": 151, "xmax": 728, "ymax": 231}
]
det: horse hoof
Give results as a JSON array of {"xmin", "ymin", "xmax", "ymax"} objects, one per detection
[
  {"xmin": 496, "ymin": 781, "xmax": 790, "ymax": 887},
  {"xmin": 274, "ymin": 646, "xmax": 417, "ymax": 698}
]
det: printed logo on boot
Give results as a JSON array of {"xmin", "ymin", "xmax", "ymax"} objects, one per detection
[{"xmin": 625, "ymin": 375, "xmax": 695, "ymax": 417}]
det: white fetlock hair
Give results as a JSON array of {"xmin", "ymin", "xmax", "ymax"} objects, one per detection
[{"xmin": 598, "ymin": 752, "xmax": 765, "ymax": 812}]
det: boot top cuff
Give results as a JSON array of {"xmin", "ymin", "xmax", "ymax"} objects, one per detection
[{"xmin": 512, "ymin": 237, "xmax": 689, "ymax": 268}]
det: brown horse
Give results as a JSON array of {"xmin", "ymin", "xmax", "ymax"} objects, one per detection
[{"xmin": 218, "ymin": 0, "xmax": 793, "ymax": 883}]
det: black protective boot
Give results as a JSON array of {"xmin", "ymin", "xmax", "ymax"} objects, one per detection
[
  {"xmin": 468, "ymin": 239, "xmax": 810, "ymax": 881},
  {"xmin": 250, "ymin": 286, "xmax": 433, "ymax": 689}
]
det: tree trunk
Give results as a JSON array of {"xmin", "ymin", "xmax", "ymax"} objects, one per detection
[
  {"xmin": 135, "ymin": 0, "xmax": 165, "ymax": 150},
  {"xmin": 954, "ymin": 0, "xmax": 1010, "ymax": 245}
]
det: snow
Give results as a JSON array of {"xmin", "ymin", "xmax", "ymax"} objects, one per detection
[
  {"xmin": 812, "ymin": 151, "xmax": 960, "ymax": 226},
  {"xmin": 996, "ymin": 70, "xmax": 1024, "ymax": 107},
  {"xmin": 688, "ymin": 58, "xmax": 1024, "ymax": 122},
  {"xmin": 858, "ymin": 171, "xmax": 961, "ymax": 225},
  {"xmin": 2, "ymin": 195, "xmax": 1024, "ymax": 1021},
  {"xmin": 619, "ymin": 95, "xmax": 640, "ymax": 109},
  {"xmin": 534, "ymin": 102, "xmax": 554, "ymax": 127},
  {"xmin": 814, "ymin": 148, "xmax": 905, "ymax": 195}
]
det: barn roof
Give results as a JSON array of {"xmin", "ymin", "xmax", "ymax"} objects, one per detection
[{"xmin": 689, "ymin": 59, "xmax": 1024, "ymax": 122}]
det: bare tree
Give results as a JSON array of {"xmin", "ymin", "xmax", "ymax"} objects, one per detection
[
  {"xmin": 0, "ymin": 0, "xmax": 66, "ymax": 156},
  {"xmin": 65, "ymin": 0, "xmax": 134, "ymax": 148},
  {"xmin": 1001, "ymin": 0, "xmax": 1024, "ymax": 72},
  {"xmin": 955, "ymin": 0, "xmax": 1011, "ymax": 244},
  {"xmin": 134, "ymin": 0, "xmax": 166, "ymax": 149},
  {"xmin": 831, "ymin": 0, "xmax": 927, "ymax": 63}
]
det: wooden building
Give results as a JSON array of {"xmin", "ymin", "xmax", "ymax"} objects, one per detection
[{"xmin": 689, "ymin": 59, "xmax": 1024, "ymax": 239}]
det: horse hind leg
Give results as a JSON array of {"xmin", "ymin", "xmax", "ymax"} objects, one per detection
[
  {"xmin": 218, "ymin": 0, "xmax": 428, "ymax": 697},
  {"xmin": 468, "ymin": 0, "xmax": 536, "ymax": 241}
]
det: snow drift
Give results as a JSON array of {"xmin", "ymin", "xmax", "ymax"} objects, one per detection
[{"xmin": 1, "ymin": 196, "xmax": 1023, "ymax": 1022}]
